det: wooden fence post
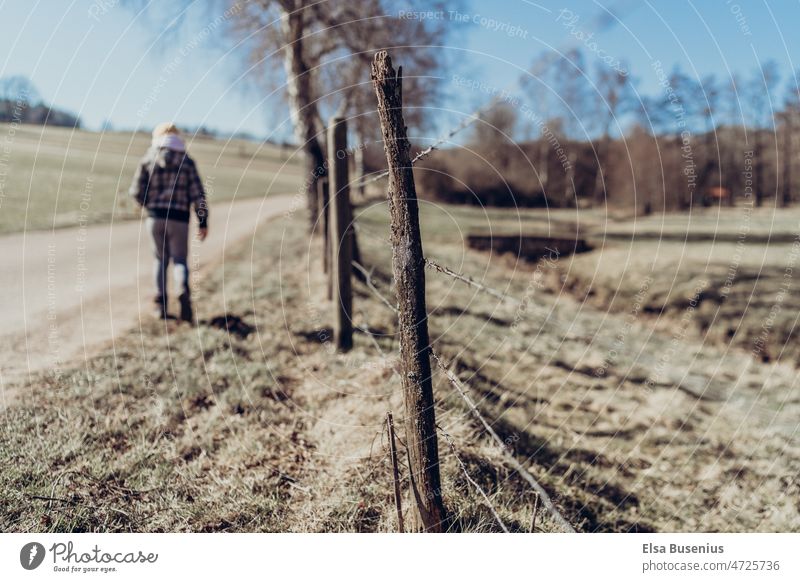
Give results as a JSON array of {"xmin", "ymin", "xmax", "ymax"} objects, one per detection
[
  {"xmin": 328, "ymin": 117, "xmax": 353, "ymax": 352},
  {"xmin": 371, "ymin": 51, "xmax": 446, "ymax": 532},
  {"xmin": 318, "ymin": 177, "xmax": 330, "ymax": 276},
  {"xmin": 387, "ymin": 412, "xmax": 405, "ymax": 533}
]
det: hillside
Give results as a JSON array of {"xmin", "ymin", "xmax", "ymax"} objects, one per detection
[{"xmin": 0, "ymin": 123, "xmax": 303, "ymax": 234}]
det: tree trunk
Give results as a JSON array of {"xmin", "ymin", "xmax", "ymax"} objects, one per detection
[
  {"xmin": 592, "ymin": 135, "xmax": 610, "ymax": 206},
  {"xmin": 281, "ymin": 5, "xmax": 325, "ymax": 233},
  {"xmin": 755, "ymin": 130, "xmax": 764, "ymax": 207},
  {"xmin": 563, "ymin": 149, "xmax": 577, "ymax": 208},
  {"xmin": 783, "ymin": 119, "xmax": 792, "ymax": 207},
  {"xmin": 371, "ymin": 51, "xmax": 445, "ymax": 532},
  {"xmin": 538, "ymin": 137, "xmax": 549, "ymax": 194}
]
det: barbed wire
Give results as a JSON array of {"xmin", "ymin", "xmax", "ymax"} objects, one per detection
[
  {"xmin": 353, "ymin": 260, "xmax": 397, "ymax": 313},
  {"xmin": 425, "ymin": 258, "xmax": 520, "ymax": 306},
  {"xmin": 355, "ymin": 0, "xmax": 641, "ymax": 190},
  {"xmin": 351, "ymin": 257, "xmax": 576, "ymax": 532},
  {"xmin": 355, "ymin": 105, "xmax": 497, "ymax": 188},
  {"xmin": 424, "ymin": 257, "xmax": 591, "ymax": 341},
  {"xmin": 430, "ymin": 349, "xmax": 575, "ymax": 533},
  {"xmin": 438, "ymin": 425, "xmax": 510, "ymax": 533}
]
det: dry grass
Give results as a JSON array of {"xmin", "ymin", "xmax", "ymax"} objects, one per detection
[{"xmin": 2, "ymin": 201, "xmax": 798, "ymax": 532}]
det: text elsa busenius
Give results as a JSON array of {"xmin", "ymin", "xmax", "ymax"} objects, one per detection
[{"xmin": 643, "ymin": 543, "xmax": 724, "ymax": 554}]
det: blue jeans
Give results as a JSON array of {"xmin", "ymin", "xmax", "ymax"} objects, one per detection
[{"xmin": 148, "ymin": 217, "xmax": 190, "ymax": 304}]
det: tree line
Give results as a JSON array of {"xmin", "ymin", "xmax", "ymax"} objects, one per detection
[
  {"xmin": 416, "ymin": 50, "xmax": 800, "ymax": 213},
  {"xmin": 0, "ymin": 76, "xmax": 82, "ymax": 129}
]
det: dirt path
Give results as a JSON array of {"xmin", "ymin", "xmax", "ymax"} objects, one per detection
[{"xmin": 0, "ymin": 194, "xmax": 296, "ymax": 396}]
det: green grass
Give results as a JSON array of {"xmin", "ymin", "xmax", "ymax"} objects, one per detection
[{"xmin": 0, "ymin": 123, "xmax": 304, "ymax": 234}]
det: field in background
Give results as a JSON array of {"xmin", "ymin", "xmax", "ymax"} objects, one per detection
[
  {"xmin": 354, "ymin": 201, "xmax": 799, "ymax": 531},
  {"xmin": 0, "ymin": 123, "xmax": 304, "ymax": 234},
  {"xmin": 550, "ymin": 204, "xmax": 800, "ymax": 365},
  {"xmin": 1, "ymin": 152, "xmax": 797, "ymax": 531}
]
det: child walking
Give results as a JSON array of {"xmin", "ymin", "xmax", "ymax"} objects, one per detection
[{"xmin": 129, "ymin": 123, "xmax": 209, "ymax": 321}]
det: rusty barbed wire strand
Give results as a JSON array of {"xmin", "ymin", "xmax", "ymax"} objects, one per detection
[
  {"xmin": 430, "ymin": 350, "xmax": 576, "ymax": 533},
  {"xmin": 438, "ymin": 425, "xmax": 510, "ymax": 533},
  {"xmin": 350, "ymin": 258, "xmax": 576, "ymax": 531}
]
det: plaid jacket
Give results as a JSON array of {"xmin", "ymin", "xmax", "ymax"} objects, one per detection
[{"xmin": 129, "ymin": 147, "xmax": 208, "ymax": 228}]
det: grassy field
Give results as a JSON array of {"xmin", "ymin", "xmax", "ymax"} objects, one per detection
[
  {"xmin": 549, "ymin": 204, "xmax": 800, "ymax": 365},
  {"xmin": 357, "ymin": 201, "xmax": 800, "ymax": 532},
  {"xmin": 0, "ymin": 209, "xmax": 555, "ymax": 533},
  {"xmin": 3, "ymin": 196, "xmax": 797, "ymax": 532},
  {"xmin": 0, "ymin": 123, "xmax": 304, "ymax": 234}
]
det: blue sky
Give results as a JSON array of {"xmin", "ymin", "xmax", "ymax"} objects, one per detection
[{"xmin": 1, "ymin": 0, "xmax": 799, "ymax": 140}]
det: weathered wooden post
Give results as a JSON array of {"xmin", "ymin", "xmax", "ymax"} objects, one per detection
[
  {"xmin": 387, "ymin": 412, "xmax": 405, "ymax": 533},
  {"xmin": 318, "ymin": 177, "xmax": 330, "ymax": 275},
  {"xmin": 371, "ymin": 51, "xmax": 446, "ymax": 532},
  {"xmin": 328, "ymin": 117, "xmax": 353, "ymax": 351}
]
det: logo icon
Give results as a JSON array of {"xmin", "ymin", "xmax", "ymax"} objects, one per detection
[{"xmin": 20, "ymin": 542, "xmax": 46, "ymax": 570}]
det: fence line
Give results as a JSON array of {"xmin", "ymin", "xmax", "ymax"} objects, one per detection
[
  {"xmin": 425, "ymin": 258, "xmax": 519, "ymax": 305},
  {"xmin": 351, "ymin": 254, "xmax": 575, "ymax": 532},
  {"xmin": 356, "ymin": 104, "xmax": 497, "ymax": 188}
]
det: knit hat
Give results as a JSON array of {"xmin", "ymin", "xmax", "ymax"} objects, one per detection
[
  {"xmin": 152, "ymin": 122, "xmax": 180, "ymax": 138},
  {"xmin": 151, "ymin": 122, "xmax": 185, "ymax": 152}
]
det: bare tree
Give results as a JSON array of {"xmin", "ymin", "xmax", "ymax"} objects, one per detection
[
  {"xmin": 591, "ymin": 62, "xmax": 634, "ymax": 206},
  {"xmin": 664, "ymin": 68, "xmax": 703, "ymax": 209},
  {"xmin": 470, "ymin": 102, "xmax": 517, "ymax": 172},
  {"xmin": 551, "ymin": 49, "xmax": 591, "ymax": 207},
  {"xmin": 779, "ymin": 72, "xmax": 800, "ymax": 207},
  {"xmin": 132, "ymin": 1, "xmax": 453, "ymax": 231},
  {"xmin": 719, "ymin": 73, "xmax": 745, "ymax": 206},
  {"xmin": 229, "ymin": 0, "xmax": 453, "ymax": 228},
  {"xmin": 747, "ymin": 61, "xmax": 780, "ymax": 207}
]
